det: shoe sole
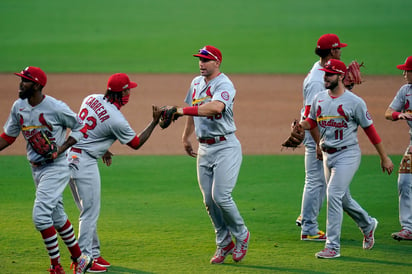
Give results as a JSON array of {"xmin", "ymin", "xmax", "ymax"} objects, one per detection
[
  {"xmin": 392, "ymin": 234, "xmax": 412, "ymax": 241},
  {"xmin": 316, "ymin": 253, "xmax": 341, "ymax": 259}
]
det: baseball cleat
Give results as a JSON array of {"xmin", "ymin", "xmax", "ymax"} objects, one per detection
[
  {"xmin": 233, "ymin": 230, "xmax": 250, "ymax": 262},
  {"xmin": 315, "ymin": 248, "xmax": 340, "ymax": 259},
  {"xmin": 391, "ymin": 228, "xmax": 412, "ymax": 241},
  {"xmin": 71, "ymin": 254, "xmax": 92, "ymax": 274},
  {"xmin": 296, "ymin": 215, "xmax": 302, "ymax": 227},
  {"xmin": 86, "ymin": 262, "xmax": 107, "ymax": 273},
  {"xmin": 301, "ymin": 230, "xmax": 326, "ymax": 241},
  {"xmin": 93, "ymin": 256, "xmax": 110, "ymax": 268},
  {"xmin": 363, "ymin": 218, "xmax": 378, "ymax": 250},
  {"xmin": 210, "ymin": 241, "xmax": 235, "ymax": 264},
  {"xmin": 48, "ymin": 264, "xmax": 65, "ymax": 274}
]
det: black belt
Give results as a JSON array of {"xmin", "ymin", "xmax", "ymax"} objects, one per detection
[
  {"xmin": 322, "ymin": 146, "xmax": 348, "ymax": 154},
  {"xmin": 30, "ymin": 159, "xmax": 54, "ymax": 167},
  {"xmin": 70, "ymin": 147, "xmax": 82, "ymax": 153},
  {"xmin": 198, "ymin": 136, "xmax": 226, "ymax": 145}
]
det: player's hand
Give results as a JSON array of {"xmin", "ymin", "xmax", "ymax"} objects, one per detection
[
  {"xmin": 102, "ymin": 150, "xmax": 113, "ymax": 167},
  {"xmin": 398, "ymin": 113, "xmax": 412, "ymax": 121},
  {"xmin": 152, "ymin": 105, "xmax": 162, "ymax": 123},
  {"xmin": 183, "ymin": 140, "xmax": 197, "ymax": 157},
  {"xmin": 316, "ymin": 145, "xmax": 323, "ymax": 161},
  {"xmin": 381, "ymin": 156, "xmax": 394, "ymax": 175}
]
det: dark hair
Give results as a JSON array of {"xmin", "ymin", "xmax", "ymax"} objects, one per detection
[
  {"xmin": 315, "ymin": 48, "xmax": 332, "ymax": 58},
  {"xmin": 104, "ymin": 90, "xmax": 124, "ymax": 104}
]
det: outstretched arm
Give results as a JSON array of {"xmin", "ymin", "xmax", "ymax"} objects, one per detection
[
  {"xmin": 127, "ymin": 105, "xmax": 162, "ymax": 150},
  {"xmin": 385, "ymin": 107, "xmax": 412, "ymax": 121}
]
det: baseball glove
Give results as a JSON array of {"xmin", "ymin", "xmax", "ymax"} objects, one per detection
[
  {"xmin": 159, "ymin": 106, "xmax": 180, "ymax": 129},
  {"xmin": 28, "ymin": 130, "xmax": 58, "ymax": 159},
  {"xmin": 281, "ymin": 119, "xmax": 305, "ymax": 149},
  {"xmin": 343, "ymin": 61, "xmax": 364, "ymax": 89}
]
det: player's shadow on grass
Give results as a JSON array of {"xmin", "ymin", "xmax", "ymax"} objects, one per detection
[
  {"xmin": 340, "ymin": 256, "xmax": 412, "ymax": 267},
  {"xmin": 221, "ymin": 263, "xmax": 330, "ymax": 274},
  {"xmin": 105, "ymin": 266, "xmax": 154, "ymax": 274}
]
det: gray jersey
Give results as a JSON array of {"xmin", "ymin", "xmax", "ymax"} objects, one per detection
[
  {"xmin": 3, "ymin": 95, "xmax": 84, "ymax": 162},
  {"xmin": 302, "ymin": 61, "xmax": 325, "ymax": 147},
  {"xmin": 389, "ymin": 84, "xmax": 412, "ymax": 144},
  {"xmin": 309, "ymin": 90, "xmax": 373, "ymax": 148},
  {"xmin": 73, "ymin": 94, "xmax": 136, "ymax": 158},
  {"xmin": 184, "ymin": 73, "xmax": 236, "ymax": 138}
]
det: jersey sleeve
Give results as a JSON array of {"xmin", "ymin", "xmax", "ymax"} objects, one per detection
[
  {"xmin": 56, "ymin": 101, "xmax": 85, "ymax": 141},
  {"xmin": 211, "ymin": 81, "xmax": 235, "ymax": 112},
  {"xmin": 110, "ymin": 118, "xmax": 136, "ymax": 145},
  {"xmin": 3, "ymin": 101, "xmax": 22, "ymax": 138},
  {"xmin": 354, "ymin": 98, "xmax": 373, "ymax": 128},
  {"xmin": 389, "ymin": 84, "xmax": 411, "ymax": 111}
]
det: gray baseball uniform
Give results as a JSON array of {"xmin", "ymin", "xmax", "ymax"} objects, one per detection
[
  {"xmin": 300, "ymin": 61, "xmax": 326, "ymax": 235},
  {"xmin": 3, "ymin": 95, "xmax": 84, "ymax": 231},
  {"xmin": 68, "ymin": 94, "xmax": 137, "ymax": 258},
  {"xmin": 388, "ymin": 83, "xmax": 412, "ymax": 231},
  {"xmin": 309, "ymin": 89, "xmax": 376, "ymax": 252},
  {"xmin": 184, "ymin": 73, "xmax": 248, "ymax": 246}
]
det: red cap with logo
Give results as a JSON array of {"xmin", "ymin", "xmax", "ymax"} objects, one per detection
[
  {"xmin": 317, "ymin": 34, "xmax": 348, "ymax": 50},
  {"xmin": 193, "ymin": 45, "xmax": 222, "ymax": 63},
  {"xmin": 396, "ymin": 56, "xmax": 412, "ymax": 71},
  {"xmin": 319, "ymin": 59, "xmax": 347, "ymax": 75},
  {"xmin": 14, "ymin": 66, "xmax": 47, "ymax": 87},
  {"xmin": 107, "ymin": 73, "xmax": 138, "ymax": 92}
]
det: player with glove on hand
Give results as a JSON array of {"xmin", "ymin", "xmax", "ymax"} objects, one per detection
[{"xmin": 0, "ymin": 66, "xmax": 92, "ymax": 274}]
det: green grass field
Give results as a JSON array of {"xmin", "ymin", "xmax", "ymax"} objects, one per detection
[
  {"xmin": 1, "ymin": 0, "xmax": 411, "ymax": 74},
  {"xmin": 1, "ymin": 155, "xmax": 412, "ymax": 273}
]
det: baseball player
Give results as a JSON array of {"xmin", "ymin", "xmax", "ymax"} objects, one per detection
[
  {"xmin": 299, "ymin": 59, "xmax": 394, "ymax": 258},
  {"xmin": 168, "ymin": 45, "xmax": 249, "ymax": 264},
  {"xmin": 0, "ymin": 66, "xmax": 92, "ymax": 274},
  {"xmin": 68, "ymin": 73, "xmax": 162, "ymax": 272},
  {"xmin": 385, "ymin": 56, "xmax": 412, "ymax": 241},
  {"xmin": 297, "ymin": 34, "xmax": 347, "ymax": 241}
]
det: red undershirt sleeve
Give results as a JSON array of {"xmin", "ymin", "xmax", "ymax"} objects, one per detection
[
  {"xmin": 0, "ymin": 132, "xmax": 17, "ymax": 145},
  {"xmin": 363, "ymin": 124, "xmax": 382, "ymax": 145},
  {"xmin": 127, "ymin": 136, "xmax": 140, "ymax": 149},
  {"xmin": 305, "ymin": 118, "xmax": 318, "ymax": 129},
  {"xmin": 303, "ymin": 105, "xmax": 311, "ymax": 118}
]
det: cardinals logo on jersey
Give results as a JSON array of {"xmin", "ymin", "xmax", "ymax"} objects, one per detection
[{"xmin": 337, "ymin": 105, "xmax": 349, "ymax": 121}]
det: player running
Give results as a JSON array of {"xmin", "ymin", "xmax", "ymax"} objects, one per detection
[
  {"xmin": 0, "ymin": 66, "xmax": 91, "ymax": 274},
  {"xmin": 299, "ymin": 59, "xmax": 393, "ymax": 258},
  {"xmin": 68, "ymin": 73, "xmax": 162, "ymax": 272},
  {"xmin": 385, "ymin": 56, "xmax": 412, "ymax": 241}
]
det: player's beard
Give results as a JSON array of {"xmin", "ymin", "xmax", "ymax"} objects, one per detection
[
  {"xmin": 19, "ymin": 85, "xmax": 35, "ymax": 99},
  {"xmin": 325, "ymin": 76, "xmax": 339, "ymax": 91}
]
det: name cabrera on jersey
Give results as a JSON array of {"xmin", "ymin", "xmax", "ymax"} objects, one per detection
[
  {"xmin": 3, "ymin": 96, "xmax": 84, "ymax": 162},
  {"xmin": 309, "ymin": 90, "xmax": 373, "ymax": 149},
  {"xmin": 389, "ymin": 84, "xmax": 412, "ymax": 141},
  {"xmin": 184, "ymin": 73, "xmax": 236, "ymax": 138},
  {"xmin": 74, "ymin": 94, "xmax": 136, "ymax": 158}
]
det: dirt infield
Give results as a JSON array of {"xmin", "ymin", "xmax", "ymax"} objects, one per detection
[{"xmin": 0, "ymin": 73, "xmax": 408, "ymax": 156}]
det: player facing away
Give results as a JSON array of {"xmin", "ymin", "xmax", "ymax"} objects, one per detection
[
  {"xmin": 299, "ymin": 59, "xmax": 394, "ymax": 258},
  {"xmin": 165, "ymin": 45, "xmax": 249, "ymax": 264},
  {"xmin": 0, "ymin": 66, "xmax": 92, "ymax": 274},
  {"xmin": 297, "ymin": 33, "xmax": 347, "ymax": 241},
  {"xmin": 384, "ymin": 56, "xmax": 412, "ymax": 241},
  {"xmin": 67, "ymin": 73, "xmax": 162, "ymax": 272}
]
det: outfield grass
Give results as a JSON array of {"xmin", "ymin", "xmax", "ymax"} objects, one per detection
[
  {"xmin": 1, "ymin": 154, "xmax": 412, "ymax": 273},
  {"xmin": 1, "ymin": 0, "xmax": 411, "ymax": 74}
]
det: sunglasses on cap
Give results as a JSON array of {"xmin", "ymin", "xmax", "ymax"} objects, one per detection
[{"xmin": 198, "ymin": 49, "xmax": 219, "ymax": 62}]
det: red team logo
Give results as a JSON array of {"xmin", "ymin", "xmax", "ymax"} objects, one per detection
[{"xmin": 221, "ymin": 91, "xmax": 229, "ymax": 101}]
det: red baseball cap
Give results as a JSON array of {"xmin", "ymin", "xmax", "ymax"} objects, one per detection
[
  {"xmin": 319, "ymin": 59, "xmax": 347, "ymax": 75},
  {"xmin": 193, "ymin": 45, "xmax": 222, "ymax": 63},
  {"xmin": 14, "ymin": 66, "xmax": 47, "ymax": 87},
  {"xmin": 396, "ymin": 56, "xmax": 412, "ymax": 71},
  {"xmin": 317, "ymin": 34, "xmax": 347, "ymax": 50},
  {"xmin": 107, "ymin": 73, "xmax": 138, "ymax": 92}
]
